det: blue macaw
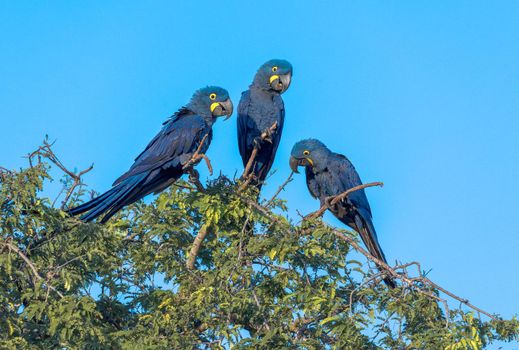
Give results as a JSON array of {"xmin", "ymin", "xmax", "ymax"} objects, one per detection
[
  {"xmin": 68, "ymin": 86, "xmax": 233, "ymax": 223},
  {"xmin": 237, "ymin": 59, "xmax": 293, "ymax": 189},
  {"xmin": 290, "ymin": 139, "xmax": 395, "ymax": 288}
]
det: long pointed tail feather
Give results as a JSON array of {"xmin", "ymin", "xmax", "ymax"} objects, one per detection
[
  {"xmin": 354, "ymin": 214, "xmax": 396, "ymax": 288},
  {"xmin": 66, "ymin": 188, "xmax": 117, "ymax": 216},
  {"xmin": 67, "ymin": 174, "xmax": 146, "ymax": 223}
]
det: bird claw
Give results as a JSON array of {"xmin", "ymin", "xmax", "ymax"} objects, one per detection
[
  {"xmin": 253, "ymin": 137, "xmax": 263, "ymax": 150},
  {"xmin": 184, "ymin": 153, "xmax": 213, "ymax": 176},
  {"xmin": 200, "ymin": 154, "xmax": 213, "ymax": 176},
  {"xmin": 261, "ymin": 127, "xmax": 274, "ymax": 143},
  {"xmin": 251, "ymin": 121, "xmax": 278, "ymax": 151},
  {"xmin": 187, "ymin": 169, "xmax": 205, "ymax": 192},
  {"xmin": 324, "ymin": 196, "xmax": 335, "ymax": 208}
]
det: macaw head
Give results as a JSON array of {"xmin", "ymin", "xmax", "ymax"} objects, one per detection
[
  {"xmin": 189, "ymin": 86, "xmax": 233, "ymax": 120},
  {"xmin": 252, "ymin": 59, "xmax": 293, "ymax": 94},
  {"xmin": 289, "ymin": 139, "xmax": 330, "ymax": 173}
]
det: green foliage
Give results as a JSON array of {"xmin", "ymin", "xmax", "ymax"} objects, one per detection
[{"xmin": 1, "ymin": 147, "xmax": 518, "ymax": 349}]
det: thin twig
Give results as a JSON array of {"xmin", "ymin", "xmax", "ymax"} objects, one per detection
[
  {"xmin": 242, "ymin": 148, "xmax": 259, "ymax": 180},
  {"xmin": 1, "ymin": 241, "xmax": 64, "ymax": 298},
  {"xmin": 27, "ymin": 139, "xmax": 94, "ymax": 209},
  {"xmin": 349, "ymin": 273, "xmax": 383, "ymax": 312},
  {"xmin": 251, "ymin": 290, "xmax": 271, "ymax": 331},
  {"xmin": 266, "ymin": 171, "xmax": 293, "ymax": 207},
  {"xmin": 172, "ymin": 183, "xmax": 196, "ymax": 191},
  {"xmin": 306, "ymin": 182, "xmax": 384, "ymax": 219},
  {"xmin": 54, "ymin": 255, "xmax": 87, "ymax": 271},
  {"xmin": 238, "ymin": 194, "xmax": 284, "ymax": 226},
  {"xmin": 331, "ymin": 230, "xmax": 496, "ymax": 320},
  {"xmin": 239, "ymin": 192, "xmax": 498, "ymax": 321},
  {"xmin": 238, "ymin": 215, "xmax": 253, "ymax": 263}
]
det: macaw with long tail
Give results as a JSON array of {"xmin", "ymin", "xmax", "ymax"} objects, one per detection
[
  {"xmin": 290, "ymin": 139, "xmax": 395, "ymax": 288},
  {"xmin": 68, "ymin": 86, "xmax": 233, "ymax": 223}
]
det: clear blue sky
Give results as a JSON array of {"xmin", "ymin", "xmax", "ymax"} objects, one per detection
[{"xmin": 1, "ymin": 1, "xmax": 518, "ymax": 346}]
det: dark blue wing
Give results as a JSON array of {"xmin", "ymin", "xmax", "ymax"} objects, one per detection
[
  {"xmin": 255, "ymin": 94, "xmax": 285, "ymax": 180},
  {"xmin": 237, "ymin": 90, "xmax": 253, "ymax": 167},
  {"xmin": 114, "ymin": 112, "xmax": 210, "ymax": 186},
  {"xmin": 305, "ymin": 166, "xmax": 320, "ymax": 200},
  {"xmin": 329, "ymin": 153, "xmax": 372, "ymax": 217},
  {"xmin": 329, "ymin": 154, "xmax": 392, "ymax": 283},
  {"xmin": 68, "ymin": 112, "xmax": 211, "ymax": 223}
]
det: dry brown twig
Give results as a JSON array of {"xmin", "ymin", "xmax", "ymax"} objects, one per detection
[
  {"xmin": 297, "ymin": 181, "xmax": 491, "ymax": 321},
  {"xmin": 306, "ymin": 182, "xmax": 384, "ymax": 219},
  {"xmin": 27, "ymin": 139, "xmax": 94, "ymax": 209},
  {"xmin": 266, "ymin": 171, "xmax": 294, "ymax": 207},
  {"xmin": 332, "ymin": 230, "xmax": 496, "ymax": 321},
  {"xmin": 237, "ymin": 182, "xmax": 498, "ymax": 322},
  {"xmin": 187, "ymin": 128, "xmax": 275, "ymax": 268},
  {"xmin": 241, "ymin": 121, "xmax": 278, "ymax": 180}
]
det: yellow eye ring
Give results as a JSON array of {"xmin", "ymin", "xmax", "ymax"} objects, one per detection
[
  {"xmin": 272, "ymin": 66, "xmax": 278, "ymax": 72},
  {"xmin": 209, "ymin": 93, "xmax": 217, "ymax": 100},
  {"xmin": 303, "ymin": 150, "xmax": 310, "ymax": 156}
]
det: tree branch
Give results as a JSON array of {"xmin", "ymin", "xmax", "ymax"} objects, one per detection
[
  {"xmin": 331, "ymin": 230, "xmax": 497, "ymax": 320},
  {"xmin": 1, "ymin": 241, "xmax": 64, "ymax": 298},
  {"xmin": 186, "ymin": 223, "xmax": 210, "ymax": 270},
  {"xmin": 238, "ymin": 189, "xmax": 498, "ymax": 321},
  {"xmin": 241, "ymin": 121, "xmax": 278, "ymax": 179},
  {"xmin": 266, "ymin": 171, "xmax": 293, "ymax": 207},
  {"xmin": 306, "ymin": 182, "xmax": 384, "ymax": 219},
  {"xmin": 27, "ymin": 139, "xmax": 94, "ymax": 209}
]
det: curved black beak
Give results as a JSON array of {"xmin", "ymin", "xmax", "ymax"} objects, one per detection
[
  {"xmin": 211, "ymin": 98, "xmax": 233, "ymax": 120},
  {"xmin": 270, "ymin": 72, "xmax": 292, "ymax": 94},
  {"xmin": 289, "ymin": 155, "xmax": 300, "ymax": 173},
  {"xmin": 220, "ymin": 98, "xmax": 233, "ymax": 120}
]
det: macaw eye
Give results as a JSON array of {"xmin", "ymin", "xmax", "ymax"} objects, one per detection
[
  {"xmin": 303, "ymin": 150, "xmax": 310, "ymax": 156},
  {"xmin": 272, "ymin": 66, "xmax": 278, "ymax": 72},
  {"xmin": 209, "ymin": 93, "xmax": 217, "ymax": 100}
]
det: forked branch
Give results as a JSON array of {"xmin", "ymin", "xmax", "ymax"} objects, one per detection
[
  {"xmin": 236, "ymin": 183, "xmax": 498, "ymax": 322},
  {"xmin": 331, "ymin": 230, "xmax": 497, "ymax": 320},
  {"xmin": 28, "ymin": 138, "xmax": 93, "ymax": 209}
]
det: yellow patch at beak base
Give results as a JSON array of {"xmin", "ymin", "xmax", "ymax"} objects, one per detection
[
  {"xmin": 306, "ymin": 158, "xmax": 314, "ymax": 166},
  {"xmin": 269, "ymin": 75, "xmax": 280, "ymax": 84},
  {"xmin": 210, "ymin": 102, "xmax": 220, "ymax": 112}
]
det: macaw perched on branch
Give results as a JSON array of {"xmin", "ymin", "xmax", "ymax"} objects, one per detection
[
  {"xmin": 68, "ymin": 86, "xmax": 233, "ymax": 223},
  {"xmin": 290, "ymin": 139, "xmax": 395, "ymax": 288},
  {"xmin": 238, "ymin": 59, "xmax": 293, "ymax": 189}
]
